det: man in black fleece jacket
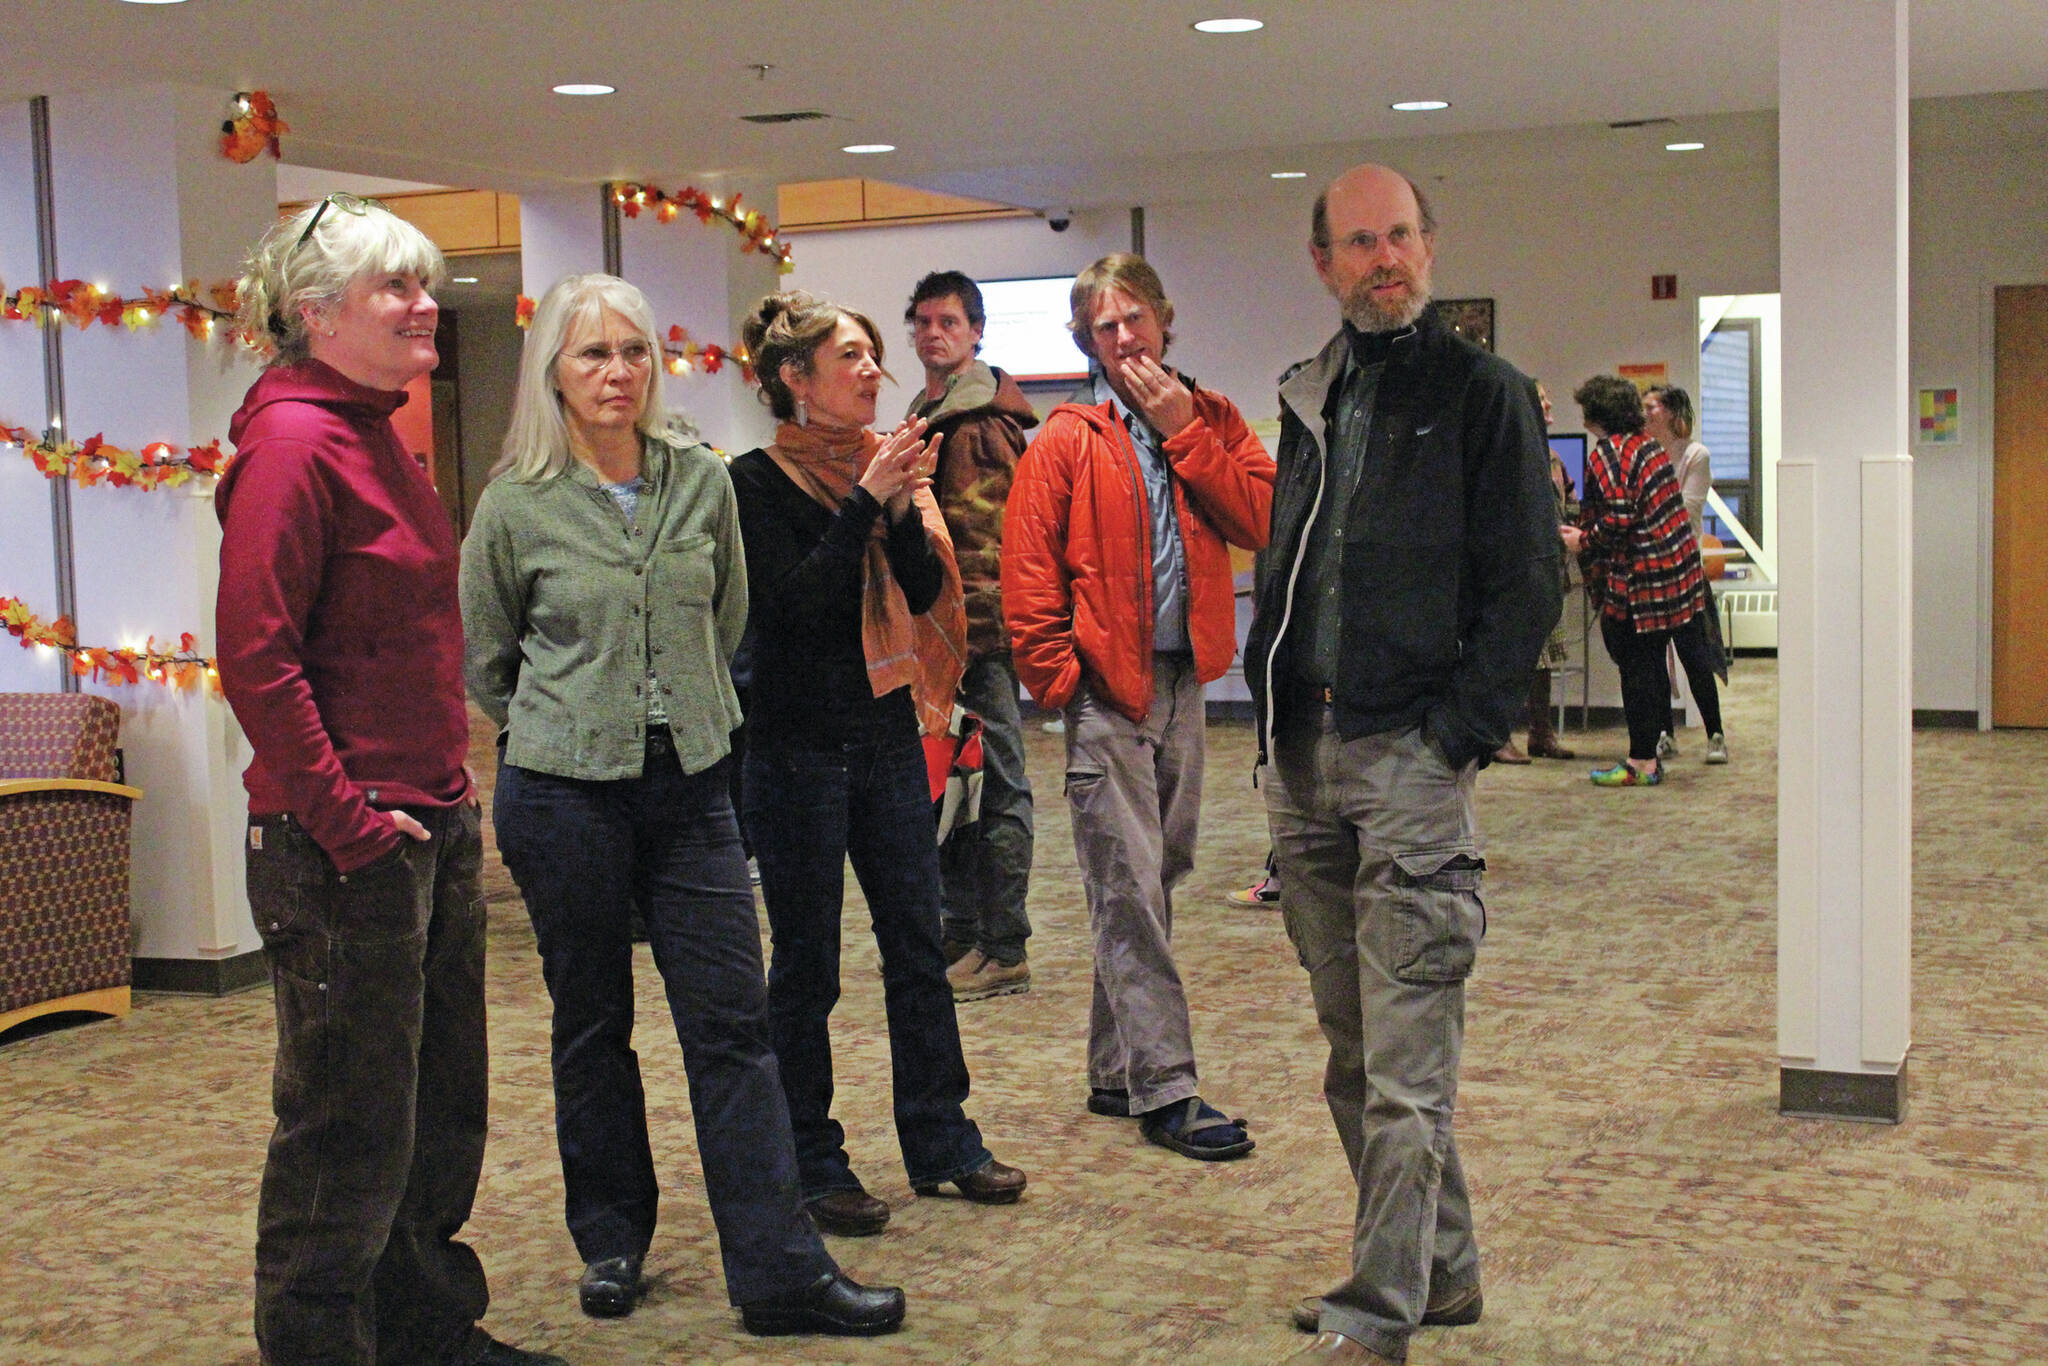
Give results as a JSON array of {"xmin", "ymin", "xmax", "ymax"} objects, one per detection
[{"xmin": 1249, "ymin": 163, "xmax": 1560, "ymax": 1366}]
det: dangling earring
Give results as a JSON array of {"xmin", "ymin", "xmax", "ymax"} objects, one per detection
[{"xmin": 795, "ymin": 398, "xmax": 809, "ymax": 428}]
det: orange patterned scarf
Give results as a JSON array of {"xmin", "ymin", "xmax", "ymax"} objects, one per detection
[{"xmin": 767, "ymin": 419, "xmax": 967, "ymax": 735}]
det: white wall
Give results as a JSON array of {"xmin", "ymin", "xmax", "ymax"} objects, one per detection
[
  {"xmin": 782, "ymin": 210, "xmax": 1130, "ymax": 424},
  {"xmin": 777, "ymin": 94, "xmax": 2045, "ymax": 717},
  {"xmin": 45, "ymin": 85, "xmax": 272, "ymax": 964},
  {"xmin": 1908, "ymin": 94, "xmax": 2048, "ymax": 718}
]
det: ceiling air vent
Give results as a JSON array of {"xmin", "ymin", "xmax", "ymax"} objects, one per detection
[
  {"xmin": 741, "ymin": 110, "xmax": 830, "ymax": 125},
  {"xmin": 1608, "ymin": 117, "xmax": 1678, "ymax": 129}
]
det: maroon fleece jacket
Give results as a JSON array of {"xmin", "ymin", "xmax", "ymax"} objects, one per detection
[{"xmin": 216, "ymin": 360, "xmax": 470, "ymax": 872}]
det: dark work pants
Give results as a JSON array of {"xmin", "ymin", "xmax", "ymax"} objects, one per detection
[
  {"xmin": 743, "ymin": 735, "xmax": 992, "ymax": 1197},
  {"xmin": 1667, "ymin": 613, "xmax": 1725, "ymax": 738},
  {"xmin": 939, "ymin": 653, "xmax": 1036, "ymax": 963},
  {"xmin": 1600, "ymin": 617, "xmax": 1675, "ymax": 762},
  {"xmin": 492, "ymin": 746, "xmax": 834, "ymax": 1305},
  {"xmin": 248, "ymin": 804, "xmax": 490, "ymax": 1366}
]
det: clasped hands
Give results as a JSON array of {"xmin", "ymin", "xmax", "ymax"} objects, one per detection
[{"xmin": 858, "ymin": 416, "xmax": 944, "ymax": 521}]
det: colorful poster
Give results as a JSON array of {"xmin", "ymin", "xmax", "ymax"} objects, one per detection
[
  {"xmin": 1619, "ymin": 362, "xmax": 1667, "ymax": 392},
  {"xmin": 1917, "ymin": 387, "xmax": 1960, "ymax": 444}
]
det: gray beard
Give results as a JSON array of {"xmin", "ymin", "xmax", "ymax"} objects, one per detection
[{"xmin": 1341, "ymin": 276, "xmax": 1431, "ymax": 333}]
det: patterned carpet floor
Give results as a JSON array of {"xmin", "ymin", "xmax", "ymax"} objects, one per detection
[{"xmin": 4, "ymin": 659, "xmax": 2047, "ymax": 1365}]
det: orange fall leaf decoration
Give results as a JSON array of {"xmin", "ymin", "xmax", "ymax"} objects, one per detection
[{"xmin": 0, "ymin": 594, "xmax": 220, "ymax": 695}]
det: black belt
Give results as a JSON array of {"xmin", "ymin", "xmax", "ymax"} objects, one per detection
[{"xmin": 645, "ymin": 725, "xmax": 676, "ymax": 758}]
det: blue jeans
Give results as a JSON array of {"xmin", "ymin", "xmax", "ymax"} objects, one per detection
[
  {"xmin": 743, "ymin": 735, "xmax": 992, "ymax": 1196},
  {"xmin": 247, "ymin": 803, "xmax": 490, "ymax": 1366},
  {"xmin": 493, "ymin": 746, "xmax": 833, "ymax": 1304},
  {"xmin": 939, "ymin": 654, "xmax": 1035, "ymax": 962}
]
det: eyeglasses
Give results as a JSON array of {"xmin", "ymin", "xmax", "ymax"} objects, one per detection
[
  {"xmin": 292, "ymin": 192, "xmax": 383, "ymax": 254},
  {"xmin": 560, "ymin": 341, "xmax": 656, "ymax": 372}
]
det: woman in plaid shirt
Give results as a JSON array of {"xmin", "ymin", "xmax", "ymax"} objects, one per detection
[{"xmin": 1560, "ymin": 375, "xmax": 1709, "ymax": 787}]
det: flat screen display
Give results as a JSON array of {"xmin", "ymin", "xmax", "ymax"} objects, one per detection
[
  {"xmin": 977, "ymin": 275, "xmax": 1087, "ymax": 384},
  {"xmin": 1548, "ymin": 432, "xmax": 1588, "ymax": 501}
]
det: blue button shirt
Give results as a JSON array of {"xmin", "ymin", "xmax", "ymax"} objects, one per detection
[{"xmin": 1096, "ymin": 372, "xmax": 1190, "ymax": 653}]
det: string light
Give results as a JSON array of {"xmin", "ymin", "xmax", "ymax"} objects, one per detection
[
  {"xmin": 2, "ymin": 277, "xmax": 247, "ymax": 347},
  {"xmin": 4, "ymin": 422, "xmax": 229, "ymax": 491},
  {"xmin": 609, "ymin": 181, "xmax": 795, "ymax": 273},
  {"xmin": 0, "ymin": 595, "xmax": 220, "ymax": 694}
]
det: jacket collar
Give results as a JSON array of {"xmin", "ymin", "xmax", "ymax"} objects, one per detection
[
  {"xmin": 1279, "ymin": 306, "xmax": 1440, "ymax": 424},
  {"xmin": 1058, "ymin": 366, "xmax": 1207, "ymax": 439},
  {"xmin": 909, "ymin": 359, "xmax": 1000, "ymax": 423},
  {"xmin": 563, "ymin": 433, "xmax": 665, "ymax": 492}
]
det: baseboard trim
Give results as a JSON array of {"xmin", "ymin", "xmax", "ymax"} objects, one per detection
[
  {"xmin": 132, "ymin": 950, "xmax": 270, "ymax": 997},
  {"xmin": 1912, "ymin": 709, "xmax": 1978, "ymax": 730},
  {"xmin": 1779, "ymin": 1062, "xmax": 1907, "ymax": 1124}
]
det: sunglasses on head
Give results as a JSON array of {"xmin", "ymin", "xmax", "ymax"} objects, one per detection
[{"xmin": 292, "ymin": 191, "xmax": 385, "ymax": 254}]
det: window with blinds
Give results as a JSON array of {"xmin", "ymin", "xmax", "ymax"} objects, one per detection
[{"xmin": 1699, "ymin": 319, "xmax": 1762, "ymax": 542}]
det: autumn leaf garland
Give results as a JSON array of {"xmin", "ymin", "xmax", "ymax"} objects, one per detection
[
  {"xmin": 0, "ymin": 595, "xmax": 219, "ymax": 694},
  {"xmin": 5, "ymin": 423, "xmax": 230, "ymax": 492},
  {"xmin": 611, "ymin": 181, "xmax": 795, "ymax": 273},
  {"xmin": 2, "ymin": 277, "xmax": 246, "ymax": 344}
]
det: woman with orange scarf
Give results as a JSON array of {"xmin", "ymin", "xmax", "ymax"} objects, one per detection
[{"xmin": 731, "ymin": 291, "xmax": 1027, "ymax": 1241}]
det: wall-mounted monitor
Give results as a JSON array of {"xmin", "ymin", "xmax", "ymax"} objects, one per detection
[
  {"xmin": 1548, "ymin": 432, "xmax": 1588, "ymax": 500},
  {"xmin": 977, "ymin": 275, "xmax": 1087, "ymax": 384}
]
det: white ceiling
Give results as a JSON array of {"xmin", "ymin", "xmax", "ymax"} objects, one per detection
[{"xmin": 7, "ymin": 1, "xmax": 2047, "ymax": 208}]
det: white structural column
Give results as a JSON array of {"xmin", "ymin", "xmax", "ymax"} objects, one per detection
[
  {"xmin": 27, "ymin": 86, "xmax": 277, "ymax": 990},
  {"xmin": 520, "ymin": 181, "xmax": 782, "ymax": 454},
  {"xmin": 0, "ymin": 103, "xmax": 62, "ymax": 693},
  {"xmin": 1777, "ymin": 0, "xmax": 1913, "ymax": 1121}
]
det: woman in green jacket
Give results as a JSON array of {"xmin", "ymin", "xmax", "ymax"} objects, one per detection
[{"xmin": 460, "ymin": 274, "xmax": 903, "ymax": 1338}]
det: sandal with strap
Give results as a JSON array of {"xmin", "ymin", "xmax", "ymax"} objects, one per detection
[{"xmin": 1140, "ymin": 1097, "xmax": 1255, "ymax": 1161}]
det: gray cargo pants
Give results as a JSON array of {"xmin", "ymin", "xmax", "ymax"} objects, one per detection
[
  {"xmin": 1063, "ymin": 655, "xmax": 1204, "ymax": 1115},
  {"xmin": 1264, "ymin": 709, "xmax": 1486, "ymax": 1364}
]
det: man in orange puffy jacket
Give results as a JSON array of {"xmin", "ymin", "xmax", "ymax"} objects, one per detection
[{"xmin": 1002, "ymin": 253, "xmax": 1274, "ymax": 1161}]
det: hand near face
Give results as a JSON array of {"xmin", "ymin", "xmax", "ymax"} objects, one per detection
[
  {"xmin": 1117, "ymin": 354, "xmax": 1196, "ymax": 438},
  {"xmin": 1559, "ymin": 524, "xmax": 1584, "ymax": 552}
]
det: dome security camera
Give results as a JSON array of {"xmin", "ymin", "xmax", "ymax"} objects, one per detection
[{"xmin": 1047, "ymin": 209, "xmax": 1074, "ymax": 233}]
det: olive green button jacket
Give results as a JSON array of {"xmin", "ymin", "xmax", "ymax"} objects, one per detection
[{"xmin": 460, "ymin": 436, "xmax": 747, "ymax": 779}]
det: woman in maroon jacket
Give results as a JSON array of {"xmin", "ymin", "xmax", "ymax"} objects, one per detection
[{"xmin": 217, "ymin": 194, "xmax": 564, "ymax": 1366}]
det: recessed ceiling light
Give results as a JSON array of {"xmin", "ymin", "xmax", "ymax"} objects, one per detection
[
  {"xmin": 1270, "ymin": 171, "xmax": 1307, "ymax": 179},
  {"xmin": 552, "ymin": 83, "xmax": 616, "ymax": 96},
  {"xmin": 1390, "ymin": 100, "xmax": 1451, "ymax": 112},
  {"xmin": 451, "ymin": 277, "xmax": 479, "ymax": 284},
  {"xmin": 1665, "ymin": 141, "xmax": 1705, "ymax": 152},
  {"xmin": 1192, "ymin": 18, "xmax": 1264, "ymax": 34},
  {"xmin": 841, "ymin": 143, "xmax": 895, "ymax": 155}
]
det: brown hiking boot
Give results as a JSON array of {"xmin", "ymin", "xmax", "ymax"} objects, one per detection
[{"xmin": 946, "ymin": 952, "xmax": 1030, "ymax": 1002}]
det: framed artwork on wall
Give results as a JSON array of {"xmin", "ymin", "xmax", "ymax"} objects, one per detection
[{"xmin": 1438, "ymin": 297, "xmax": 1495, "ymax": 352}]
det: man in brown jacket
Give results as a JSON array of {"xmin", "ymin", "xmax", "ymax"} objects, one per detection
[{"xmin": 904, "ymin": 271, "xmax": 1040, "ymax": 1002}]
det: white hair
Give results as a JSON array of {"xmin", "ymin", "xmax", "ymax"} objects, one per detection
[
  {"xmin": 236, "ymin": 198, "xmax": 446, "ymax": 365},
  {"xmin": 494, "ymin": 273, "xmax": 671, "ymax": 482}
]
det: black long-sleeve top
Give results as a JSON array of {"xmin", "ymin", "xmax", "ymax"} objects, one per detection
[{"xmin": 729, "ymin": 447, "xmax": 943, "ymax": 750}]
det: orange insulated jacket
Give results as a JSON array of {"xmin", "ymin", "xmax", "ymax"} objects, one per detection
[{"xmin": 1003, "ymin": 383, "xmax": 1274, "ymax": 722}]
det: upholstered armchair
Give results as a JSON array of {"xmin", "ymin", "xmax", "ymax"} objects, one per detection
[{"xmin": 0, "ymin": 692, "xmax": 139, "ymax": 1035}]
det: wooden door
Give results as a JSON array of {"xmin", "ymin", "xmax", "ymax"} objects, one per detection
[{"xmin": 1993, "ymin": 284, "xmax": 2048, "ymax": 726}]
